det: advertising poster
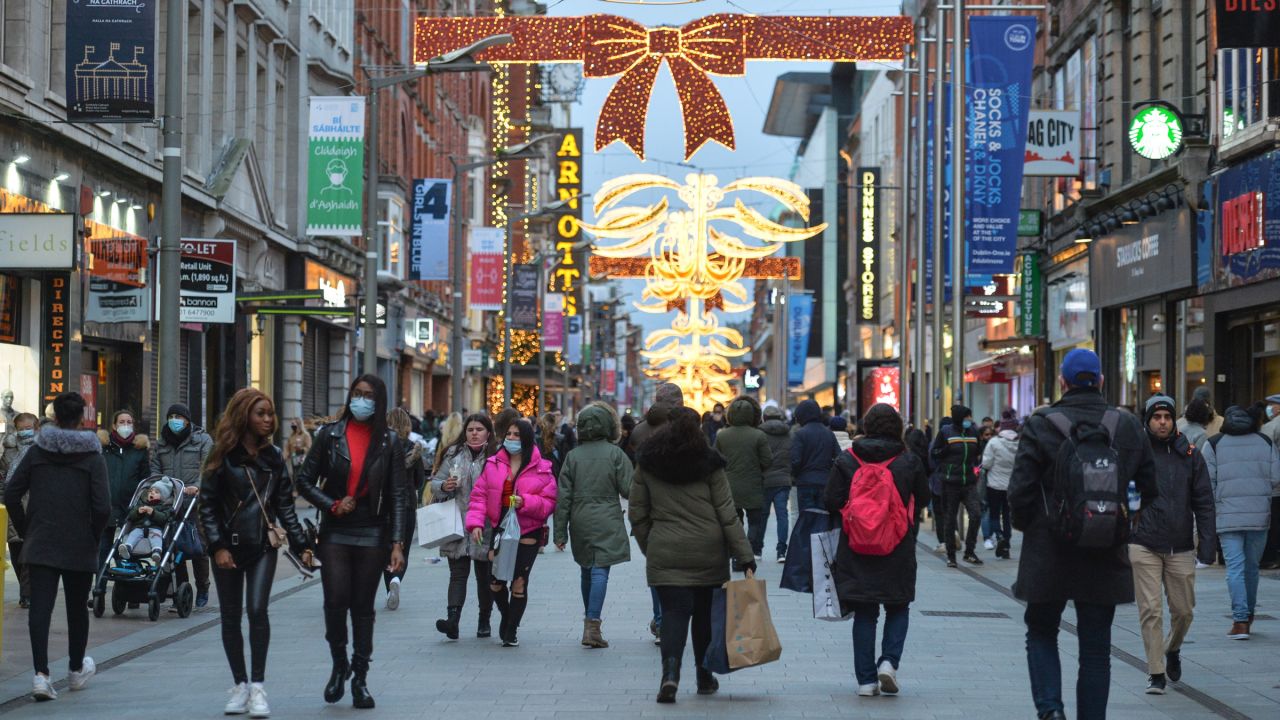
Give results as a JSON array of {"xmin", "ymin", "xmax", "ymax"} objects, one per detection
[
  {"xmin": 510, "ymin": 264, "xmax": 538, "ymax": 331},
  {"xmin": 1024, "ymin": 110, "xmax": 1081, "ymax": 177},
  {"xmin": 306, "ymin": 97, "xmax": 364, "ymax": 237},
  {"xmin": 66, "ymin": 0, "xmax": 156, "ymax": 121},
  {"xmin": 565, "ymin": 315, "xmax": 583, "ymax": 365},
  {"xmin": 787, "ymin": 293, "xmax": 813, "ymax": 386},
  {"xmin": 1216, "ymin": 149, "xmax": 1280, "ymax": 288},
  {"xmin": 858, "ymin": 362, "xmax": 901, "ymax": 416},
  {"xmin": 965, "ymin": 15, "xmax": 1038, "ymax": 277},
  {"xmin": 468, "ymin": 227, "xmax": 504, "ymax": 310},
  {"xmin": 409, "ymin": 178, "xmax": 452, "ymax": 280},
  {"xmin": 179, "ymin": 238, "xmax": 237, "ymax": 324},
  {"xmin": 86, "ymin": 229, "xmax": 149, "ymax": 323},
  {"xmin": 543, "ymin": 293, "xmax": 565, "ymax": 352}
]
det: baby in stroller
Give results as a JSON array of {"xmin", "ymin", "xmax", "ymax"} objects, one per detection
[{"xmin": 118, "ymin": 480, "xmax": 173, "ymax": 563}]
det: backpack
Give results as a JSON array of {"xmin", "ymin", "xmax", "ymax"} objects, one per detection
[
  {"xmin": 840, "ymin": 450, "xmax": 912, "ymax": 556},
  {"xmin": 1042, "ymin": 410, "xmax": 1128, "ymax": 549}
]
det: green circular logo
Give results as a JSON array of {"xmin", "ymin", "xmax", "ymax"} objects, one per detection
[{"xmin": 1128, "ymin": 106, "xmax": 1184, "ymax": 160}]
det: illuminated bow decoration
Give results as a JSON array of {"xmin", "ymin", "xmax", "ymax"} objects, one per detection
[{"xmin": 583, "ymin": 15, "xmax": 743, "ymax": 159}]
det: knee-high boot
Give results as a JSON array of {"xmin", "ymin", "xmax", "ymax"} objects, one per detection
[
  {"xmin": 350, "ymin": 614, "xmax": 375, "ymax": 709},
  {"xmin": 323, "ymin": 644, "xmax": 350, "ymax": 703}
]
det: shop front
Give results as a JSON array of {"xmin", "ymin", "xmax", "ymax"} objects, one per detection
[
  {"xmin": 1203, "ymin": 149, "xmax": 1280, "ymax": 408},
  {"xmin": 1045, "ymin": 252, "xmax": 1093, "ymax": 401},
  {"xmin": 1090, "ymin": 207, "xmax": 1195, "ymax": 411},
  {"xmin": 298, "ymin": 258, "xmax": 356, "ymax": 419}
]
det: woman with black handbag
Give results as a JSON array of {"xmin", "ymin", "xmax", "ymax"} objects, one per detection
[
  {"xmin": 200, "ymin": 387, "xmax": 312, "ymax": 717},
  {"xmin": 294, "ymin": 375, "xmax": 409, "ymax": 709}
]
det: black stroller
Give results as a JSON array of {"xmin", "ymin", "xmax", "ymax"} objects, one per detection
[{"xmin": 92, "ymin": 475, "xmax": 200, "ymax": 621}]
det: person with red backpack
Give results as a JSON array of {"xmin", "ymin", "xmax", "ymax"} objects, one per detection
[{"xmin": 824, "ymin": 404, "xmax": 930, "ymax": 698}]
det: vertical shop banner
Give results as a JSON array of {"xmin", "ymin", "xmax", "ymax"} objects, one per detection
[
  {"xmin": 565, "ymin": 315, "xmax": 583, "ymax": 364},
  {"xmin": 1214, "ymin": 1, "xmax": 1280, "ymax": 49},
  {"xmin": 41, "ymin": 273, "xmax": 72, "ymax": 402},
  {"xmin": 408, "ymin": 179, "xmax": 452, "ymax": 280},
  {"xmin": 510, "ymin": 264, "xmax": 538, "ymax": 331},
  {"xmin": 307, "ymin": 97, "xmax": 364, "ymax": 237},
  {"xmin": 786, "ymin": 293, "xmax": 813, "ymax": 386},
  {"xmin": 602, "ymin": 357, "xmax": 618, "ymax": 396},
  {"xmin": 179, "ymin": 239, "xmax": 237, "ymax": 324},
  {"xmin": 1017, "ymin": 253, "xmax": 1043, "ymax": 336},
  {"xmin": 856, "ymin": 167, "xmax": 881, "ymax": 324},
  {"xmin": 543, "ymin": 293, "xmax": 565, "ymax": 352},
  {"xmin": 966, "ymin": 15, "xmax": 1037, "ymax": 277},
  {"xmin": 551, "ymin": 130, "xmax": 585, "ymax": 318},
  {"xmin": 1024, "ymin": 110, "xmax": 1081, "ymax": 177},
  {"xmin": 86, "ymin": 229, "xmax": 150, "ymax": 323},
  {"xmin": 468, "ymin": 227, "xmax": 504, "ymax": 310},
  {"xmin": 923, "ymin": 90, "xmax": 954, "ymax": 303},
  {"xmin": 65, "ymin": 0, "xmax": 156, "ymax": 121}
]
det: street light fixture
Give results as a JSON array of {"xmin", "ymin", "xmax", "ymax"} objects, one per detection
[
  {"xmin": 448, "ymin": 133, "xmax": 560, "ymax": 411},
  {"xmin": 361, "ymin": 34, "xmax": 514, "ymax": 379}
]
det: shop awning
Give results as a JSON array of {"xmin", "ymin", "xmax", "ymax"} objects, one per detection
[{"xmin": 965, "ymin": 350, "xmax": 1017, "ymax": 385}]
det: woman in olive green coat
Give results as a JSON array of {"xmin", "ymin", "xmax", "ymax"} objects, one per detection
[
  {"xmin": 554, "ymin": 402, "xmax": 633, "ymax": 648},
  {"xmin": 630, "ymin": 407, "xmax": 755, "ymax": 704}
]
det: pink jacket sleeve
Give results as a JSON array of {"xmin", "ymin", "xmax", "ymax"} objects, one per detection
[
  {"xmin": 517, "ymin": 459, "xmax": 558, "ymax": 526},
  {"xmin": 464, "ymin": 459, "xmax": 499, "ymax": 533}
]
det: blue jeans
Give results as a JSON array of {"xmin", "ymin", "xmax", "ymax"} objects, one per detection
[
  {"xmin": 764, "ymin": 486, "xmax": 790, "ymax": 555},
  {"xmin": 1025, "ymin": 599, "xmax": 1116, "ymax": 719},
  {"xmin": 797, "ymin": 486, "xmax": 825, "ymax": 512},
  {"xmin": 1221, "ymin": 530, "xmax": 1267, "ymax": 622},
  {"xmin": 851, "ymin": 603, "xmax": 909, "ymax": 685},
  {"xmin": 579, "ymin": 566, "xmax": 610, "ymax": 620},
  {"xmin": 650, "ymin": 586, "xmax": 662, "ymax": 625}
]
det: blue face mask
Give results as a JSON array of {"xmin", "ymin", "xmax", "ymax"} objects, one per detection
[
  {"xmin": 168, "ymin": 417, "xmax": 186, "ymax": 434},
  {"xmin": 962, "ymin": 419, "xmax": 974, "ymax": 430},
  {"xmin": 349, "ymin": 397, "xmax": 376, "ymax": 422},
  {"xmin": 503, "ymin": 439, "xmax": 522, "ymax": 455},
  {"xmin": 16, "ymin": 428, "xmax": 34, "ymax": 440}
]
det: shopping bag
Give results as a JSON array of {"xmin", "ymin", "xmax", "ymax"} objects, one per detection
[
  {"xmin": 417, "ymin": 498, "xmax": 465, "ymax": 549},
  {"xmin": 490, "ymin": 510, "xmax": 522, "ymax": 582},
  {"xmin": 703, "ymin": 588, "xmax": 732, "ymax": 674},
  {"xmin": 811, "ymin": 529, "xmax": 852, "ymax": 621},
  {"xmin": 174, "ymin": 523, "xmax": 205, "ymax": 558},
  {"xmin": 722, "ymin": 577, "xmax": 783, "ymax": 670},
  {"xmin": 780, "ymin": 508, "xmax": 835, "ymax": 593}
]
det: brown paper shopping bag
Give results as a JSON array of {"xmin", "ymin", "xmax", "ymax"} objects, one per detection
[{"xmin": 724, "ymin": 577, "xmax": 783, "ymax": 669}]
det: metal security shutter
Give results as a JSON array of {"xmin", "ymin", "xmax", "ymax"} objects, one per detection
[{"xmin": 302, "ymin": 325, "xmax": 332, "ymax": 418}]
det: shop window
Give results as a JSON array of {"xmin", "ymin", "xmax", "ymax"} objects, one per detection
[
  {"xmin": 2, "ymin": 0, "xmax": 29, "ymax": 74},
  {"xmin": 48, "ymin": 0, "xmax": 66, "ymax": 96},
  {"xmin": 1217, "ymin": 48, "xmax": 1280, "ymax": 144},
  {"xmin": 380, "ymin": 193, "xmax": 406, "ymax": 278},
  {"xmin": 0, "ymin": 273, "xmax": 20, "ymax": 344}
]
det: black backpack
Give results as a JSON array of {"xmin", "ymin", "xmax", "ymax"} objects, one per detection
[{"xmin": 1042, "ymin": 410, "xmax": 1128, "ymax": 549}]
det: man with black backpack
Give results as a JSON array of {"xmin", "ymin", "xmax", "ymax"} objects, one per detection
[{"xmin": 1008, "ymin": 349, "xmax": 1158, "ymax": 720}]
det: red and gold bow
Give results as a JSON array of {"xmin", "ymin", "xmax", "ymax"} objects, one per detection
[
  {"xmin": 583, "ymin": 15, "xmax": 744, "ymax": 159},
  {"xmin": 414, "ymin": 13, "xmax": 913, "ymax": 160}
]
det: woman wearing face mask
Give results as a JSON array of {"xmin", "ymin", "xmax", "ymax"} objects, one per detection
[
  {"xmin": 294, "ymin": 375, "xmax": 409, "ymax": 709},
  {"xmin": 97, "ymin": 410, "xmax": 150, "ymax": 568},
  {"xmin": 151, "ymin": 403, "xmax": 214, "ymax": 608},
  {"xmin": 464, "ymin": 418, "xmax": 557, "ymax": 647},
  {"xmin": 286, "ymin": 418, "xmax": 312, "ymax": 480},
  {"xmin": 429, "ymin": 413, "xmax": 497, "ymax": 639}
]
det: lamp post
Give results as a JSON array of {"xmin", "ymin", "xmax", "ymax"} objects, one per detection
[
  {"xmin": 447, "ymin": 134, "xmax": 557, "ymax": 413},
  {"xmin": 362, "ymin": 34, "xmax": 513, "ymax": 378},
  {"xmin": 502, "ymin": 196, "xmax": 584, "ymax": 406}
]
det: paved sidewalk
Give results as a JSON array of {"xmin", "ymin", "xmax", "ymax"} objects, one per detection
[{"xmin": 3, "ymin": 517, "xmax": 1272, "ymax": 719}]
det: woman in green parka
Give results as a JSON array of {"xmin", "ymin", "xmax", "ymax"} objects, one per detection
[{"xmin": 554, "ymin": 401, "xmax": 633, "ymax": 649}]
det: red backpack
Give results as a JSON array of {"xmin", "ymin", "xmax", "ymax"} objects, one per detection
[{"xmin": 840, "ymin": 449, "xmax": 913, "ymax": 556}]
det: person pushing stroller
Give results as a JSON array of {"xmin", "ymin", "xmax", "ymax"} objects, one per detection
[{"xmin": 118, "ymin": 481, "xmax": 173, "ymax": 563}]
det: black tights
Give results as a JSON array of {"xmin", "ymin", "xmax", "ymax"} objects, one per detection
[
  {"xmin": 320, "ymin": 542, "xmax": 387, "ymax": 660},
  {"xmin": 212, "ymin": 549, "xmax": 278, "ymax": 684},
  {"xmin": 654, "ymin": 586, "xmax": 715, "ymax": 666},
  {"xmin": 490, "ymin": 539, "xmax": 540, "ymax": 632},
  {"xmin": 447, "ymin": 557, "xmax": 493, "ymax": 612},
  {"xmin": 27, "ymin": 565, "xmax": 92, "ymax": 676}
]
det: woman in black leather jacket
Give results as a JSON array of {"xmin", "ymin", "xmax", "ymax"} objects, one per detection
[
  {"xmin": 200, "ymin": 387, "xmax": 311, "ymax": 717},
  {"xmin": 294, "ymin": 374, "xmax": 408, "ymax": 710}
]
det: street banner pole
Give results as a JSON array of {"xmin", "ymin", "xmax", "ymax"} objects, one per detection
[
  {"xmin": 914, "ymin": 17, "xmax": 929, "ymax": 432},
  {"xmin": 898, "ymin": 41, "xmax": 913, "ymax": 422},
  {"xmin": 951, "ymin": 0, "xmax": 967, "ymax": 405},
  {"xmin": 931, "ymin": 6, "xmax": 947, "ymax": 427}
]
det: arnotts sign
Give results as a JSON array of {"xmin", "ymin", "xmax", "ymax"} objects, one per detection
[
  {"xmin": 552, "ymin": 130, "xmax": 585, "ymax": 321},
  {"xmin": 856, "ymin": 167, "xmax": 880, "ymax": 324}
]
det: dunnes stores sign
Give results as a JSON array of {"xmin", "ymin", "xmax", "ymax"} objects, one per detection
[{"xmin": 856, "ymin": 167, "xmax": 880, "ymax": 324}]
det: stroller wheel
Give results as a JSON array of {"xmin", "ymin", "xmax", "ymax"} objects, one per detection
[
  {"xmin": 92, "ymin": 592, "xmax": 105, "ymax": 619},
  {"xmin": 176, "ymin": 583, "xmax": 195, "ymax": 618},
  {"xmin": 147, "ymin": 596, "xmax": 161, "ymax": 622},
  {"xmin": 111, "ymin": 584, "xmax": 127, "ymax": 616}
]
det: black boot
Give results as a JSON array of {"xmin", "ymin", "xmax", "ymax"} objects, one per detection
[
  {"xmin": 435, "ymin": 606, "xmax": 461, "ymax": 640},
  {"xmin": 350, "ymin": 654, "xmax": 375, "ymax": 709},
  {"xmin": 656, "ymin": 657, "xmax": 681, "ymax": 703},
  {"xmin": 477, "ymin": 608, "xmax": 492, "ymax": 638},
  {"xmin": 997, "ymin": 539, "xmax": 1010, "ymax": 559},
  {"xmin": 696, "ymin": 667, "xmax": 719, "ymax": 695},
  {"xmin": 324, "ymin": 646, "xmax": 350, "ymax": 703}
]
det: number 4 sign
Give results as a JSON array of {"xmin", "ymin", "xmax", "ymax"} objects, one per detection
[{"xmin": 409, "ymin": 178, "xmax": 453, "ymax": 281}]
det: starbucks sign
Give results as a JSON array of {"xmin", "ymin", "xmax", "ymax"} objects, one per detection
[{"xmin": 1128, "ymin": 105, "xmax": 1184, "ymax": 160}]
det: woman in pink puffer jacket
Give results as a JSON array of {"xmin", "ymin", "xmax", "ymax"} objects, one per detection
[{"xmin": 465, "ymin": 418, "xmax": 557, "ymax": 646}]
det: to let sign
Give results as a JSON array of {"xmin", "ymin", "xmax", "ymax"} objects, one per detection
[{"xmin": 179, "ymin": 239, "xmax": 237, "ymax": 324}]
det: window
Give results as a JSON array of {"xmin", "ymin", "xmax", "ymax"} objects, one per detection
[
  {"xmin": 1051, "ymin": 42, "xmax": 1094, "ymax": 214},
  {"xmin": 380, "ymin": 194, "xmax": 406, "ymax": 278},
  {"xmin": 1217, "ymin": 48, "xmax": 1280, "ymax": 143},
  {"xmin": 48, "ymin": 0, "xmax": 66, "ymax": 95},
  {"xmin": 2, "ymin": 0, "xmax": 29, "ymax": 73}
]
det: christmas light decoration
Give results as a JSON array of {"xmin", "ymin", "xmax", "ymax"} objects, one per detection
[
  {"xmin": 589, "ymin": 255, "xmax": 801, "ymax": 280},
  {"xmin": 415, "ymin": 13, "xmax": 913, "ymax": 159}
]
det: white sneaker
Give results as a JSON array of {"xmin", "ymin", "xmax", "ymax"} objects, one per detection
[
  {"xmin": 248, "ymin": 682, "xmax": 270, "ymax": 718},
  {"xmin": 224, "ymin": 683, "xmax": 250, "ymax": 715},
  {"xmin": 68, "ymin": 657, "xmax": 95, "ymax": 691},
  {"xmin": 934, "ymin": 543, "xmax": 946, "ymax": 553},
  {"xmin": 1195, "ymin": 560, "xmax": 1210, "ymax": 569},
  {"xmin": 876, "ymin": 660, "xmax": 899, "ymax": 694},
  {"xmin": 984, "ymin": 539, "xmax": 995, "ymax": 550},
  {"xmin": 386, "ymin": 579, "xmax": 400, "ymax": 611},
  {"xmin": 32, "ymin": 673, "xmax": 56, "ymax": 701},
  {"xmin": 857, "ymin": 682, "xmax": 880, "ymax": 697}
]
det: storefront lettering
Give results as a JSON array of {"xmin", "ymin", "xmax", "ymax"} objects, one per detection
[
  {"xmin": 857, "ymin": 167, "xmax": 880, "ymax": 324},
  {"xmin": 553, "ymin": 129, "xmax": 584, "ymax": 319},
  {"xmin": 42, "ymin": 273, "xmax": 70, "ymax": 400},
  {"xmin": 1116, "ymin": 233, "xmax": 1159, "ymax": 270},
  {"xmin": 1222, "ymin": 190, "xmax": 1264, "ymax": 256}
]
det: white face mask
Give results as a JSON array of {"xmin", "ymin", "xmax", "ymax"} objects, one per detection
[
  {"xmin": 329, "ymin": 172, "xmax": 345, "ymax": 186},
  {"xmin": 116, "ymin": 424, "xmax": 134, "ymax": 439}
]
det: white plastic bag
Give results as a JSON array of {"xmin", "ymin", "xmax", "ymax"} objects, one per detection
[
  {"xmin": 491, "ymin": 510, "xmax": 522, "ymax": 582},
  {"xmin": 811, "ymin": 529, "xmax": 852, "ymax": 621}
]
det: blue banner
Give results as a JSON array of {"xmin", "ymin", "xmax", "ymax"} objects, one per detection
[
  {"xmin": 408, "ymin": 178, "xmax": 452, "ymax": 280},
  {"xmin": 965, "ymin": 15, "xmax": 1038, "ymax": 277},
  {"xmin": 924, "ymin": 88, "xmax": 954, "ymax": 304},
  {"xmin": 66, "ymin": 0, "xmax": 156, "ymax": 122},
  {"xmin": 786, "ymin": 293, "xmax": 813, "ymax": 386}
]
